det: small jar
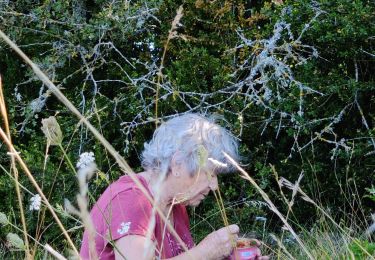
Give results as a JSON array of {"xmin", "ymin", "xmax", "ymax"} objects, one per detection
[{"xmin": 229, "ymin": 246, "xmax": 259, "ymax": 260}]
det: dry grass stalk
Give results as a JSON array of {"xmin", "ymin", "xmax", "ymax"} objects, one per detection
[
  {"xmin": 278, "ymin": 176, "xmax": 375, "ymax": 259},
  {"xmin": 223, "ymin": 152, "xmax": 314, "ymax": 260},
  {"xmin": 0, "ymin": 75, "xmax": 32, "ymax": 259},
  {"xmin": 0, "ymin": 127, "xmax": 80, "ymax": 257},
  {"xmin": 269, "ymin": 234, "xmax": 296, "ymax": 260},
  {"xmin": 44, "ymin": 244, "xmax": 67, "ymax": 260},
  {"xmin": 0, "ymin": 203, "xmax": 66, "ymax": 258},
  {"xmin": 272, "ymin": 166, "xmax": 303, "ymax": 259},
  {"xmin": 0, "ymin": 29, "xmax": 190, "ymax": 256},
  {"xmin": 76, "ymin": 163, "xmax": 98, "ymax": 260},
  {"xmin": 213, "ymin": 189, "xmax": 229, "ymax": 226},
  {"xmin": 154, "ymin": 5, "xmax": 184, "ymax": 126}
]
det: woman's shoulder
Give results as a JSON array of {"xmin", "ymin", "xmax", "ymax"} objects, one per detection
[{"xmin": 95, "ymin": 175, "xmax": 151, "ymax": 210}]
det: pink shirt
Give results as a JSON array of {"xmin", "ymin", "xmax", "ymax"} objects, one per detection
[{"xmin": 80, "ymin": 175, "xmax": 194, "ymax": 259}]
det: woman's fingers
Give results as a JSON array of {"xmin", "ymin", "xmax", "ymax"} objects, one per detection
[
  {"xmin": 248, "ymin": 238, "xmax": 261, "ymax": 247},
  {"xmin": 227, "ymin": 224, "xmax": 239, "ymax": 234}
]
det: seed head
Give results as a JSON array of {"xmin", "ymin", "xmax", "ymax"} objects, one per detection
[
  {"xmin": 0, "ymin": 212, "xmax": 8, "ymax": 225},
  {"xmin": 41, "ymin": 116, "xmax": 63, "ymax": 145},
  {"xmin": 6, "ymin": 233, "xmax": 25, "ymax": 249}
]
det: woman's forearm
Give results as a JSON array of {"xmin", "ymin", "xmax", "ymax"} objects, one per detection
[{"xmin": 167, "ymin": 245, "xmax": 208, "ymax": 260}]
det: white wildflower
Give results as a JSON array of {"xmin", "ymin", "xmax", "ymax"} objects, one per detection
[
  {"xmin": 6, "ymin": 233, "xmax": 25, "ymax": 249},
  {"xmin": 76, "ymin": 152, "xmax": 95, "ymax": 170},
  {"xmin": 117, "ymin": 222, "xmax": 131, "ymax": 235},
  {"xmin": 29, "ymin": 194, "xmax": 41, "ymax": 211}
]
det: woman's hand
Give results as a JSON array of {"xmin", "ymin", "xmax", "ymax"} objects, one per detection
[
  {"xmin": 238, "ymin": 239, "xmax": 270, "ymax": 260},
  {"xmin": 196, "ymin": 224, "xmax": 239, "ymax": 260},
  {"xmin": 245, "ymin": 239, "xmax": 270, "ymax": 260}
]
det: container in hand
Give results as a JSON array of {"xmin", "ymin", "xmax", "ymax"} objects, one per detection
[{"xmin": 229, "ymin": 238, "xmax": 260, "ymax": 260}]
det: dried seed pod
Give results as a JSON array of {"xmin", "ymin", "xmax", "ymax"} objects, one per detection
[{"xmin": 41, "ymin": 116, "xmax": 63, "ymax": 145}]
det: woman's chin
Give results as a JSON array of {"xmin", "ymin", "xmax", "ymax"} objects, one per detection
[{"xmin": 186, "ymin": 197, "xmax": 204, "ymax": 207}]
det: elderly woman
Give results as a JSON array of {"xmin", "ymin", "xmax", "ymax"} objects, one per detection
[{"xmin": 80, "ymin": 114, "xmax": 268, "ymax": 259}]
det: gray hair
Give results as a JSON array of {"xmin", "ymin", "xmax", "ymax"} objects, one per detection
[{"xmin": 141, "ymin": 113, "xmax": 239, "ymax": 176}]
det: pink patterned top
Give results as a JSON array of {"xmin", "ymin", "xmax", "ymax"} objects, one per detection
[{"xmin": 80, "ymin": 175, "xmax": 194, "ymax": 259}]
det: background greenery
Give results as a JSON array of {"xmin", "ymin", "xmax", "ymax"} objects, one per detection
[{"xmin": 0, "ymin": 0, "xmax": 374, "ymax": 258}]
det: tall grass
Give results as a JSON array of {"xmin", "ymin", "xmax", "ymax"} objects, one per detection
[{"xmin": 0, "ymin": 10, "xmax": 374, "ymax": 260}]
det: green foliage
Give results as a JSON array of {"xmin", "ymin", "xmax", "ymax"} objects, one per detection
[
  {"xmin": 0, "ymin": 0, "xmax": 374, "ymax": 258},
  {"xmin": 348, "ymin": 239, "xmax": 375, "ymax": 259},
  {"xmin": 365, "ymin": 186, "xmax": 375, "ymax": 202}
]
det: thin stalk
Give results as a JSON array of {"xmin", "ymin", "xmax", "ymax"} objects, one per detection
[
  {"xmin": 213, "ymin": 187, "xmax": 236, "ymax": 248},
  {"xmin": 154, "ymin": 6, "xmax": 183, "ymax": 127},
  {"xmin": 4, "ymin": 217, "xmax": 67, "ymax": 260},
  {"xmin": 33, "ymin": 118, "xmax": 85, "ymax": 256},
  {"xmin": 296, "ymin": 186, "xmax": 375, "ymax": 259},
  {"xmin": 0, "ymin": 127, "xmax": 80, "ymax": 257},
  {"xmin": 216, "ymin": 188, "xmax": 229, "ymax": 226},
  {"xmin": 0, "ymin": 76, "xmax": 32, "ymax": 259},
  {"xmin": 213, "ymin": 189, "xmax": 229, "ymax": 227},
  {"xmin": 58, "ymin": 144, "xmax": 77, "ymax": 175},
  {"xmin": 223, "ymin": 152, "xmax": 314, "ymax": 260}
]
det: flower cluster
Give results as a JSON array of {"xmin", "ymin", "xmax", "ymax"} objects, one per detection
[
  {"xmin": 76, "ymin": 152, "xmax": 95, "ymax": 170},
  {"xmin": 29, "ymin": 194, "xmax": 41, "ymax": 211}
]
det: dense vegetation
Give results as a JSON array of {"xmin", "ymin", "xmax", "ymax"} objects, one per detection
[{"xmin": 0, "ymin": 0, "xmax": 374, "ymax": 258}]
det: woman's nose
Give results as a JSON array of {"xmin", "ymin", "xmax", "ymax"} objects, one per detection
[{"xmin": 209, "ymin": 175, "xmax": 218, "ymax": 191}]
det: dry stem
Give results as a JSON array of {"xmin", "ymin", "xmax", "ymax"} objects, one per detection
[
  {"xmin": 0, "ymin": 76, "xmax": 32, "ymax": 259},
  {"xmin": 0, "ymin": 127, "xmax": 80, "ymax": 257},
  {"xmin": 223, "ymin": 152, "xmax": 314, "ymax": 260},
  {"xmin": 154, "ymin": 5, "xmax": 183, "ymax": 127}
]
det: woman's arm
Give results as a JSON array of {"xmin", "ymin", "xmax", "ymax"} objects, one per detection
[
  {"xmin": 114, "ymin": 235, "xmax": 202, "ymax": 260},
  {"xmin": 114, "ymin": 235, "xmax": 155, "ymax": 260},
  {"xmin": 114, "ymin": 224, "xmax": 240, "ymax": 260}
]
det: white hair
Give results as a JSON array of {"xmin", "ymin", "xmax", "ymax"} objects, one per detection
[{"xmin": 141, "ymin": 113, "xmax": 239, "ymax": 176}]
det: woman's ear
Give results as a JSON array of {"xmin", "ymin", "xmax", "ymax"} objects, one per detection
[{"xmin": 170, "ymin": 151, "xmax": 181, "ymax": 177}]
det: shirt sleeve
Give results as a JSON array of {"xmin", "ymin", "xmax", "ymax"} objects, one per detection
[{"xmin": 103, "ymin": 187, "xmax": 156, "ymax": 244}]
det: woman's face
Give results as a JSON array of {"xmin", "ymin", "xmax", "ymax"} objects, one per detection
[{"xmin": 171, "ymin": 163, "xmax": 218, "ymax": 207}]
